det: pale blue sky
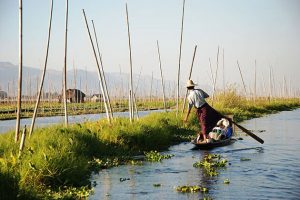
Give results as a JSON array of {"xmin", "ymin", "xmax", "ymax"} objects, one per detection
[{"xmin": 0, "ymin": 0, "xmax": 299, "ymax": 95}]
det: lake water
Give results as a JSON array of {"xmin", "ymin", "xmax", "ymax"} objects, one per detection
[
  {"xmin": 89, "ymin": 109, "xmax": 300, "ymax": 200},
  {"xmin": 0, "ymin": 110, "xmax": 162, "ymax": 134}
]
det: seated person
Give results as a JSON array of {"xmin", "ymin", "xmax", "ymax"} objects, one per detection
[
  {"xmin": 218, "ymin": 118, "xmax": 233, "ymax": 138},
  {"xmin": 209, "ymin": 127, "xmax": 226, "ymax": 141},
  {"xmin": 209, "ymin": 118, "xmax": 232, "ymax": 141}
]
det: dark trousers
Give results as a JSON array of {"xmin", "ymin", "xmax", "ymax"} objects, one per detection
[{"xmin": 196, "ymin": 103, "xmax": 223, "ymax": 136}]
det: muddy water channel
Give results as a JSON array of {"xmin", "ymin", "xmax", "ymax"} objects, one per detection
[{"xmin": 90, "ymin": 109, "xmax": 300, "ymax": 200}]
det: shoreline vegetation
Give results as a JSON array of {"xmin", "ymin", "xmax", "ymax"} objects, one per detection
[
  {"xmin": 0, "ymin": 99, "xmax": 175, "ymax": 121},
  {"xmin": 0, "ymin": 92, "xmax": 299, "ymax": 199}
]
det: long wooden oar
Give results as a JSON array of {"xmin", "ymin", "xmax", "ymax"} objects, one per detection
[{"xmin": 231, "ymin": 121, "xmax": 264, "ymax": 144}]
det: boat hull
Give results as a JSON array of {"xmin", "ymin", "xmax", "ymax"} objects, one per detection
[{"xmin": 191, "ymin": 137, "xmax": 235, "ymax": 150}]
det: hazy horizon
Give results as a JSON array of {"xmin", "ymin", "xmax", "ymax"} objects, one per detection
[{"xmin": 1, "ymin": 0, "xmax": 299, "ymax": 96}]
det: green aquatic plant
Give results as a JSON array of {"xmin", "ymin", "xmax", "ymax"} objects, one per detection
[
  {"xmin": 45, "ymin": 185, "xmax": 93, "ymax": 199},
  {"xmin": 175, "ymin": 185, "xmax": 208, "ymax": 193},
  {"xmin": 88, "ymin": 157, "xmax": 120, "ymax": 170},
  {"xmin": 223, "ymin": 179, "xmax": 230, "ymax": 184},
  {"xmin": 240, "ymin": 157, "xmax": 251, "ymax": 161},
  {"xmin": 127, "ymin": 160, "xmax": 143, "ymax": 165},
  {"xmin": 202, "ymin": 196, "xmax": 213, "ymax": 200},
  {"xmin": 193, "ymin": 154, "xmax": 228, "ymax": 177},
  {"xmin": 144, "ymin": 150, "xmax": 174, "ymax": 162},
  {"xmin": 153, "ymin": 183, "xmax": 161, "ymax": 187}
]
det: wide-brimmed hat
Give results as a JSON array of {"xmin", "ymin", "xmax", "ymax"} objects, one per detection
[{"xmin": 186, "ymin": 79, "xmax": 197, "ymax": 88}]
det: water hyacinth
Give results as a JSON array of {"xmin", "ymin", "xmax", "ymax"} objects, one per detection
[
  {"xmin": 240, "ymin": 157, "xmax": 251, "ymax": 161},
  {"xmin": 127, "ymin": 160, "xmax": 143, "ymax": 165},
  {"xmin": 193, "ymin": 154, "xmax": 228, "ymax": 177},
  {"xmin": 88, "ymin": 157, "xmax": 120, "ymax": 170},
  {"xmin": 175, "ymin": 185, "xmax": 208, "ymax": 193},
  {"xmin": 223, "ymin": 178, "xmax": 230, "ymax": 184},
  {"xmin": 144, "ymin": 150, "xmax": 174, "ymax": 162},
  {"xmin": 153, "ymin": 183, "xmax": 161, "ymax": 187}
]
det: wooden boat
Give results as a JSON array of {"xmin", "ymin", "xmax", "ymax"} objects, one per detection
[{"xmin": 191, "ymin": 137, "xmax": 235, "ymax": 150}]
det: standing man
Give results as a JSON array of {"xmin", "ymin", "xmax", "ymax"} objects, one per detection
[{"xmin": 184, "ymin": 80, "xmax": 223, "ymax": 143}]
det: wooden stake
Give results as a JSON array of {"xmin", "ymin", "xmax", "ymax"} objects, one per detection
[
  {"xmin": 29, "ymin": 0, "xmax": 53, "ymax": 137},
  {"xmin": 237, "ymin": 60, "xmax": 247, "ymax": 96},
  {"xmin": 73, "ymin": 59, "xmax": 76, "ymax": 89},
  {"xmin": 177, "ymin": 0, "xmax": 185, "ymax": 116},
  {"xmin": 82, "ymin": 9, "xmax": 110, "ymax": 123},
  {"xmin": 182, "ymin": 45, "xmax": 197, "ymax": 113},
  {"xmin": 15, "ymin": 0, "xmax": 23, "ymax": 142},
  {"xmin": 19, "ymin": 125, "xmax": 26, "ymax": 157},
  {"xmin": 133, "ymin": 92, "xmax": 139, "ymax": 120},
  {"xmin": 63, "ymin": 0, "xmax": 69, "ymax": 126},
  {"xmin": 149, "ymin": 72, "xmax": 153, "ymax": 110},
  {"xmin": 254, "ymin": 60, "xmax": 257, "ymax": 102},
  {"xmin": 209, "ymin": 58, "xmax": 214, "ymax": 85},
  {"xmin": 211, "ymin": 46, "xmax": 220, "ymax": 106},
  {"xmin": 125, "ymin": 3, "xmax": 134, "ymax": 122},
  {"xmin": 269, "ymin": 66, "xmax": 272, "ymax": 101},
  {"xmin": 18, "ymin": 125, "xmax": 27, "ymax": 157},
  {"xmin": 222, "ymin": 48, "xmax": 225, "ymax": 93},
  {"xmin": 134, "ymin": 66, "xmax": 143, "ymax": 94},
  {"xmin": 156, "ymin": 40, "xmax": 167, "ymax": 112},
  {"xmin": 91, "ymin": 20, "xmax": 113, "ymax": 119}
]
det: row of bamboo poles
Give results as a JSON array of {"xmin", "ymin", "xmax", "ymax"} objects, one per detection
[
  {"xmin": 14, "ymin": 0, "xmax": 172, "ymax": 143},
  {"xmin": 13, "ymin": 0, "xmax": 299, "ymax": 144}
]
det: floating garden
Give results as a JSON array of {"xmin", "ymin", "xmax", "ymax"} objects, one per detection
[{"xmin": 0, "ymin": 94, "xmax": 299, "ymax": 199}]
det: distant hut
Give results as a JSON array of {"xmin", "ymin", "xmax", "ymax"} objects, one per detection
[
  {"xmin": 91, "ymin": 94, "xmax": 102, "ymax": 102},
  {"xmin": 59, "ymin": 89, "xmax": 85, "ymax": 103},
  {"xmin": 0, "ymin": 91, "xmax": 8, "ymax": 99}
]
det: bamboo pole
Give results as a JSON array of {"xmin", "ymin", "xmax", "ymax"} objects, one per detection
[
  {"xmin": 156, "ymin": 40, "xmax": 167, "ymax": 112},
  {"xmin": 18, "ymin": 125, "xmax": 26, "ymax": 157},
  {"xmin": 29, "ymin": 0, "xmax": 53, "ymax": 137},
  {"xmin": 269, "ymin": 66, "xmax": 272, "ymax": 101},
  {"xmin": 181, "ymin": 45, "xmax": 197, "ymax": 113},
  {"xmin": 125, "ymin": 3, "xmax": 134, "ymax": 122},
  {"xmin": 209, "ymin": 58, "xmax": 214, "ymax": 85},
  {"xmin": 149, "ymin": 72, "xmax": 153, "ymax": 110},
  {"xmin": 237, "ymin": 60, "xmax": 247, "ymax": 96},
  {"xmin": 176, "ymin": 0, "xmax": 186, "ymax": 116},
  {"xmin": 254, "ymin": 60, "xmax": 257, "ymax": 102},
  {"xmin": 261, "ymin": 75, "xmax": 267, "ymax": 99},
  {"xmin": 289, "ymin": 78, "xmax": 292, "ymax": 98},
  {"xmin": 82, "ymin": 9, "xmax": 110, "ymax": 123},
  {"xmin": 211, "ymin": 46, "xmax": 220, "ymax": 106},
  {"xmin": 85, "ymin": 66, "xmax": 88, "ymax": 104},
  {"xmin": 15, "ymin": 0, "xmax": 23, "ymax": 142},
  {"xmin": 73, "ymin": 59, "xmax": 76, "ymax": 89},
  {"xmin": 272, "ymin": 67, "xmax": 276, "ymax": 97},
  {"xmin": 133, "ymin": 92, "xmax": 139, "ymax": 120},
  {"xmin": 134, "ymin": 66, "xmax": 143, "ymax": 94},
  {"xmin": 63, "ymin": 0, "xmax": 69, "ymax": 126},
  {"xmin": 222, "ymin": 48, "xmax": 225, "ymax": 93},
  {"xmin": 91, "ymin": 20, "xmax": 113, "ymax": 119},
  {"xmin": 128, "ymin": 89, "xmax": 132, "ymax": 118}
]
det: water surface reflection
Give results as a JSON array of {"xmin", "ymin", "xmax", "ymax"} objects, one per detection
[{"xmin": 90, "ymin": 109, "xmax": 300, "ymax": 199}]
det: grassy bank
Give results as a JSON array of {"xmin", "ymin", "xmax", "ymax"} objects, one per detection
[
  {"xmin": 0, "ymin": 112, "xmax": 194, "ymax": 199},
  {"xmin": 0, "ymin": 93, "xmax": 299, "ymax": 199}
]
